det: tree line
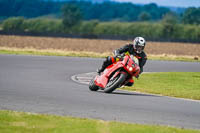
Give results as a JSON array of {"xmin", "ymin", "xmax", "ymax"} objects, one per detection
[
  {"xmin": 1, "ymin": 0, "xmax": 199, "ymax": 24},
  {"xmin": 0, "ymin": 0, "xmax": 174, "ymax": 22},
  {"xmin": 0, "ymin": 0, "xmax": 200, "ymax": 42},
  {"xmin": 0, "ymin": 0, "xmax": 60, "ymax": 19},
  {"xmin": 2, "ymin": 17, "xmax": 200, "ymax": 42}
]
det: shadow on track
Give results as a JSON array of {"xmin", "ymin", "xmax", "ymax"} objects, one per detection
[
  {"xmin": 112, "ymin": 91, "xmax": 160, "ymax": 97},
  {"xmin": 97, "ymin": 90, "xmax": 160, "ymax": 97}
]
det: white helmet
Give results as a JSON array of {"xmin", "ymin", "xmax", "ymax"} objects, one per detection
[{"xmin": 133, "ymin": 37, "xmax": 146, "ymax": 53}]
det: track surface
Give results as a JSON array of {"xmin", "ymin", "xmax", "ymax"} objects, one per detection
[{"xmin": 0, "ymin": 54, "xmax": 200, "ymax": 129}]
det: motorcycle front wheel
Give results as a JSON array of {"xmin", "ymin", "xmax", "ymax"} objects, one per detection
[
  {"xmin": 104, "ymin": 73, "xmax": 126, "ymax": 93},
  {"xmin": 89, "ymin": 78, "xmax": 99, "ymax": 91}
]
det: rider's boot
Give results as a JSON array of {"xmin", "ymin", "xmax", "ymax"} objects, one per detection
[
  {"xmin": 97, "ymin": 57, "xmax": 113, "ymax": 75},
  {"xmin": 96, "ymin": 68, "xmax": 104, "ymax": 75},
  {"xmin": 97, "ymin": 63, "xmax": 109, "ymax": 75},
  {"xmin": 124, "ymin": 79, "xmax": 134, "ymax": 86}
]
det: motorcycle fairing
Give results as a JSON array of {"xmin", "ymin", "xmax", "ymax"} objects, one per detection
[{"xmin": 95, "ymin": 58, "xmax": 128, "ymax": 88}]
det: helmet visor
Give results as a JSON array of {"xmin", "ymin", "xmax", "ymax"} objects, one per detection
[{"xmin": 136, "ymin": 45, "xmax": 144, "ymax": 53}]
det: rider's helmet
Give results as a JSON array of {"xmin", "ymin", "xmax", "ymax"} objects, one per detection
[{"xmin": 133, "ymin": 37, "xmax": 146, "ymax": 54}]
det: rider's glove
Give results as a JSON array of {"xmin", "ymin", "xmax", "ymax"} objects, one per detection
[{"xmin": 116, "ymin": 53, "xmax": 125, "ymax": 59}]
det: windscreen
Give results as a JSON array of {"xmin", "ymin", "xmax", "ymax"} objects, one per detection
[{"xmin": 130, "ymin": 55, "xmax": 139, "ymax": 66}]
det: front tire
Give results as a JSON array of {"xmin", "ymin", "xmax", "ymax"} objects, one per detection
[
  {"xmin": 104, "ymin": 73, "xmax": 126, "ymax": 93},
  {"xmin": 89, "ymin": 78, "xmax": 99, "ymax": 91}
]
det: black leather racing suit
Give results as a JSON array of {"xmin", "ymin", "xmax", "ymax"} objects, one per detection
[
  {"xmin": 98, "ymin": 44, "xmax": 147, "ymax": 74},
  {"xmin": 113, "ymin": 43, "xmax": 147, "ymax": 74}
]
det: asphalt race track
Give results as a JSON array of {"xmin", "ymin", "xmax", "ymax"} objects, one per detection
[{"xmin": 0, "ymin": 54, "xmax": 200, "ymax": 129}]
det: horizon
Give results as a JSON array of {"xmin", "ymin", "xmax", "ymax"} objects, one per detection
[
  {"xmin": 54, "ymin": 0, "xmax": 200, "ymax": 8},
  {"xmin": 114, "ymin": 0, "xmax": 200, "ymax": 8}
]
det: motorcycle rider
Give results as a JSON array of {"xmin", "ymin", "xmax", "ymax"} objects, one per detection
[{"xmin": 97, "ymin": 37, "xmax": 147, "ymax": 86}]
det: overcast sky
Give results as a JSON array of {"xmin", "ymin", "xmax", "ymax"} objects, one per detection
[{"xmin": 114, "ymin": 0, "xmax": 200, "ymax": 7}]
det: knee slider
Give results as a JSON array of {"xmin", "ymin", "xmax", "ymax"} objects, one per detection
[{"xmin": 125, "ymin": 82, "xmax": 134, "ymax": 86}]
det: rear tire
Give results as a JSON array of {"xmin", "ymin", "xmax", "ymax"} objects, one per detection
[
  {"xmin": 104, "ymin": 73, "xmax": 126, "ymax": 93},
  {"xmin": 89, "ymin": 78, "xmax": 99, "ymax": 91}
]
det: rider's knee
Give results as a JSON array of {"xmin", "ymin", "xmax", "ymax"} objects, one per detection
[
  {"xmin": 125, "ymin": 82, "xmax": 134, "ymax": 86},
  {"xmin": 106, "ymin": 56, "xmax": 115, "ymax": 63},
  {"xmin": 125, "ymin": 79, "xmax": 134, "ymax": 86}
]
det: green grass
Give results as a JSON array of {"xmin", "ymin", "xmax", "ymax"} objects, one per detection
[
  {"xmin": 0, "ymin": 48, "xmax": 108, "ymax": 58},
  {"xmin": 0, "ymin": 47, "xmax": 199, "ymax": 62},
  {"xmin": 148, "ymin": 55, "xmax": 200, "ymax": 62},
  {"xmin": 0, "ymin": 110, "xmax": 199, "ymax": 133},
  {"xmin": 124, "ymin": 72, "xmax": 200, "ymax": 100}
]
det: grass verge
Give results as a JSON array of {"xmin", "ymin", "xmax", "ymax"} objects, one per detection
[
  {"xmin": 0, "ymin": 47, "xmax": 199, "ymax": 62},
  {"xmin": 0, "ymin": 110, "xmax": 200, "ymax": 133},
  {"xmin": 148, "ymin": 54, "xmax": 199, "ymax": 62},
  {"xmin": 0, "ymin": 47, "xmax": 109, "ymax": 58},
  {"xmin": 124, "ymin": 72, "xmax": 200, "ymax": 100}
]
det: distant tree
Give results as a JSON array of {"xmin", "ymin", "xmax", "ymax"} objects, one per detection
[
  {"xmin": 2, "ymin": 17, "xmax": 25, "ymax": 32},
  {"xmin": 161, "ymin": 12, "xmax": 178, "ymax": 38},
  {"xmin": 162, "ymin": 12, "xmax": 178, "ymax": 24},
  {"xmin": 0, "ymin": 0, "xmax": 58, "ymax": 19},
  {"xmin": 142, "ymin": 3, "xmax": 169, "ymax": 21},
  {"xmin": 182, "ymin": 7, "xmax": 200, "ymax": 25},
  {"xmin": 61, "ymin": 4, "xmax": 82, "ymax": 28},
  {"xmin": 138, "ymin": 12, "xmax": 151, "ymax": 21},
  {"xmin": 77, "ymin": 2, "xmax": 169, "ymax": 22}
]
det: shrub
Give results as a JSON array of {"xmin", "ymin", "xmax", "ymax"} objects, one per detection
[
  {"xmin": 23, "ymin": 18, "xmax": 63, "ymax": 33},
  {"xmin": 78, "ymin": 20, "xmax": 99, "ymax": 35},
  {"xmin": 2, "ymin": 17, "xmax": 200, "ymax": 42},
  {"xmin": 2, "ymin": 17, "xmax": 25, "ymax": 32}
]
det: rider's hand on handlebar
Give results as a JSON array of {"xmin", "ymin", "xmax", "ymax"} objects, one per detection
[{"xmin": 116, "ymin": 53, "xmax": 125, "ymax": 59}]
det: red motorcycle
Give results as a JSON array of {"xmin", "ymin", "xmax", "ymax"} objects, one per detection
[{"xmin": 89, "ymin": 55, "xmax": 140, "ymax": 93}]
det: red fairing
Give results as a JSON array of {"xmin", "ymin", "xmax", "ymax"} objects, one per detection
[
  {"xmin": 94, "ymin": 55, "xmax": 140, "ymax": 89},
  {"xmin": 95, "ymin": 74, "xmax": 108, "ymax": 88},
  {"xmin": 95, "ymin": 62, "xmax": 124, "ymax": 88}
]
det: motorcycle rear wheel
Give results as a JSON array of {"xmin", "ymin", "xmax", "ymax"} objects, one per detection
[
  {"xmin": 104, "ymin": 73, "xmax": 126, "ymax": 93},
  {"xmin": 89, "ymin": 78, "xmax": 99, "ymax": 91}
]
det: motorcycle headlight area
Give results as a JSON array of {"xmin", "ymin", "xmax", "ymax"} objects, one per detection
[
  {"xmin": 129, "ymin": 67, "xmax": 133, "ymax": 71},
  {"xmin": 127, "ymin": 65, "xmax": 133, "ymax": 71}
]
